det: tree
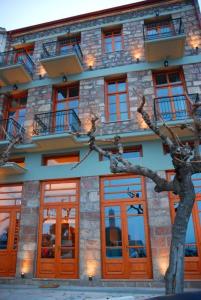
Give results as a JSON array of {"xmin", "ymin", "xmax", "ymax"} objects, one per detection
[{"xmin": 81, "ymin": 94, "xmax": 201, "ymax": 295}]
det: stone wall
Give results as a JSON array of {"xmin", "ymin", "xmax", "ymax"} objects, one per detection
[
  {"xmin": 79, "ymin": 176, "xmax": 101, "ymax": 280},
  {"xmin": 16, "ymin": 181, "xmax": 40, "ymax": 278}
]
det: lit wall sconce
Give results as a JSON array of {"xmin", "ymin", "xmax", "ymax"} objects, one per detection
[
  {"xmin": 88, "ymin": 65, "xmax": 93, "ymax": 71},
  {"xmin": 13, "ymin": 84, "xmax": 18, "ymax": 90},
  {"xmin": 136, "ymin": 58, "xmax": 140, "ymax": 63},
  {"xmin": 88, "ymin": 275, "xmax": 93, "ymax": 281},
  {"xmin": 62, "ymin": 75, "xmax": 67, "ymax": 82},
  {"xmin": 194, "ymin": 46, "xmax": 199, "ymax": 54},
  {"xmin": 164, "ymin": 60, "xmax": 169, "ymax": 67},
  {"xmin": 21, "ymin": 271, "xmax": 25, "ymax": 278},
  {"xmin": 39, "ymin": 74, "xmax": 43, "ymax": 80},
  {"xmin": 155, "ymin": 10, "xmax": 159, "ymax": 17}
]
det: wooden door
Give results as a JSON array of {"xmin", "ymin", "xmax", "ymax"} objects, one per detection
[
  {"xmin": 101, "ymin": 175, "xmax": 152, "ymax": 279},
  {"xmin": 0, "ymin": 184, "xmax": 22, "ymax": 277},
  {"xmin": 168, "ymin": 172, "xmax": 201, "ymax": 278},
  {"xmin": 37, "ymin": 180, "xmax": 79, "ymax": 279}
]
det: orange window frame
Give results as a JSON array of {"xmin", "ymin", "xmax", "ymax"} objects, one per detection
[
  {"xmin": 57, "ymin": 36, "xmax": 81, "ymax": 53},
  {"xmin": 103, "ymin": 28, "xmax": 123, "ymax": 53},
  {"xmin": 146, "ymin": 20, "xmax": 174, "ymax": 37},
  {"xmin": 153, "ymin": 69, "xmax": 188, "ymax": 119},
  {"xmin": 53, "ymin": 85, "xmax": 79, "ymax": 113},
  {"xmin": 14, "ymin": 45, "xmax": 34, "ymax": 63},
  {"xmin": 43, "ymin": 153, "xmax": 79, "ymax": 166},
  {"xmin": 105, "ymin": 78, "xmax": 130, "ymax": 122},
  {"xmin": 5, "ymin": 91, "xmax": 28, "ymax": 120}
]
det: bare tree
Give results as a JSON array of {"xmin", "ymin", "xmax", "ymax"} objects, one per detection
[{"xmin": 79, "ymin": 94, "xmax": 201, "ymax": 295}]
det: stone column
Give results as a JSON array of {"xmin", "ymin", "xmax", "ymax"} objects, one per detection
[
  {"xmin": 146, "ymin": 172, "xmax": 172, "ymax": 280},
  {"xmin": 79, "ymin": 176, "xmax": 101, "ymax": 281},
  {"xmin": 16, "ymin": 181, "xmax": 40, "ymax": 278}
]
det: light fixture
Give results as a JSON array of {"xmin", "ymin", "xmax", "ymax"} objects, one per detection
[
  {"xmin": 13, "ymin": 84, "xmax": 18, "ymax": 90},
  {"xmin": 88, "ymin": 275, "xmax": 93, "ymax": 281},
  {"xmin": 155, "ymin": 10, "xmax": 159, "ymax": 17},
  {"xmin": 195, "ymin": 46, "xmax": 199, "ymax": 54},
  {"xmin": 164, "ymin": 60, "xmax": 169, "ymax": 67},
  {"xmin": 39, "ymin": 74, "xmax": 43, "ymax": 80},
  {"xmin": 88, "ymin": 65, "xmax": 93, "ymax": 71},
  {"xmin": 62, "ymin": 75, "xmax": 67, "ymax": 82},
  {"xmin": 21, "ymin": 272, "xmax": 25, "ymax": 278},
  {"xmin": 136, "ymin": 58, "xmax": 140, "ymax": 63}
]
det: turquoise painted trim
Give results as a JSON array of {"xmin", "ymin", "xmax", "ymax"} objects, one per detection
[
  {"xmin": 0, "ymin": 140, "xmax": 174, "ymax": 183},
  {"xmin": 1, "ymin": 53, "xmax": 201, "ymax": 94},
  {"xmin": 11, "ymin": 5, "xmax": 193, "ymax": 45}
]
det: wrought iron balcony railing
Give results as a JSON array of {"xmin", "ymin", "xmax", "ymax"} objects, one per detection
[
  {"xmin": 33, "ymin": 109, "xmax": 81, "ymax": 136},
  {"xmin": 154, "ymin": 94, "xmax": 200, "ymax": 122},
  {"xmin": 0, "ymin": 49, "xmax": 35, "ymax": 77},
  {"xmin": 41, "ymin": 39, "xmax": 83, "ymax": 65},
  {"xmin": 143, "ymin": 18, "xmax": 184, "ymax": 41},
  {"xmin": 0, "ymin": 118, "xmax": 25, "ymax": 141}
]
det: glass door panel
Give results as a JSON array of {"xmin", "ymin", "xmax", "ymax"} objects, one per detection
[
  {"xmin": 60, "ymin": 208, "xmax": 76, "ymax": 259},
  {"xmin": 126, "ymin": 205, "xmax": 146, "ymax": 258},
  {"xmin": 0, "ymin": 213, "xmax": 10, "ymax": 250},
  {"xmin": 104, "ymin": 206, "xmax": 122, "ymax": 258},
  {"xmin": 41, "ymin": 208, "xmax": 56, "ymax": 259}
]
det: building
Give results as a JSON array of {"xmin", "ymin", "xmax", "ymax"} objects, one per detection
[{"xmin": 0, "ymin": 0, "xmax": 201, "ymax": 288}]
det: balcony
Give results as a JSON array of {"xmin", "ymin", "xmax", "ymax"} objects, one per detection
[
  {"xmin": 0, "ymin": 118, "xmax": 25, "ymax": 141},
  {"xmin": 40, "ymin": 40, "xmax": 83, "ymax": 77},
  {"xmin": 32, "ymin": 109, "xmax": 81, "ymax": 150},
  {"xmin": 143, "ymin": 18, "xmax": 186, "ymax": 62},
  {"xmin": 153, "ymin": 94, "xmax": 200, "ymax": 122},
  {"xmin": 0, "ymin": 49, "xmax": 34, "ymax": 85}
]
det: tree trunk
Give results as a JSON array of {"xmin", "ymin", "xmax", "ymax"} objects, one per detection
[{"xmin": 165, "ymin": 169, "xmax": 195, "ymax": 295}]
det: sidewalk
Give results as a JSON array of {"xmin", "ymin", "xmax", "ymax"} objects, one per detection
[{"xmin": 0, "ymin": 284, "xmax": 164, "ymax": 300}]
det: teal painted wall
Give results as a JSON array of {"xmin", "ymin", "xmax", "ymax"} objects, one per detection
[{"xmin": 0, "ymin": 139, "xmax": 173, "ymax": 183}]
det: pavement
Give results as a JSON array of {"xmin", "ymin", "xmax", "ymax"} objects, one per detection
[{"xmin": 0, "ymin": 284, "xmax": 164, "ymax": 300}]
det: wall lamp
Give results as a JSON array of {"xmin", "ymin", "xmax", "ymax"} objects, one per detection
[
  {"xmin": 88, "ymin": 65, "xmax": 93, "ymax": 71},
  {"xmin": 164, "ymin": 60, "xmax": 169, "ymax": 68},
  {"xmin": 13, "ymin": 84, "xmax": 18, "ymax": 90},
  {"xmin": 21, "ymin": 271, "xmax": 25, "ymax": 278},
  {"xmin": 155, "ymin": 10, "xmax": 159, "ymax": 17},
  {"xmin": 136, "ymin": 58, "xmax": 140, "ymax": 63},
  {"xmin": 62, "ymin": 75, "xmax": 67, "ymax": 82},
  {"xmin": 195, "ymin": 46, "xmax": 199, "ymax": 54},
  {"xmin": 88, "ymin": 275, "xmax": 93, "ymax": 281}
]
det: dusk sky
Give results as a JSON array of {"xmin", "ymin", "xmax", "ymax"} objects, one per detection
[{"xmin": 1, "ymin": 0, "xmax": 200, "ymax": 31}]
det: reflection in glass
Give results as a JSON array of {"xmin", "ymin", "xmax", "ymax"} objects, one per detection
[
  {"xmin": 0, "ymin": 213, "xmax": 9, "ymax": 250},
  {"xmin": 41, "ymin": 209, "xmax": 56, "ymax": 258},
  {"xmin": 60, "ymin": 208, "xmax": 75, "ymax": 259},
  {"xmin": 105, "ymin": 207, "xmax": 122, "ymax": 258}
]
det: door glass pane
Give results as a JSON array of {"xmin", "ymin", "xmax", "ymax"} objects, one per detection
[
  {"xmin": 41, "ymin": 208, "xmax": 56, "ymax": 258},
  {"xmin": 169, "ymin": 72, "xmax": 181, "ymax": 83},
  {"xmin": 127, "ymin": 207, "xmax": 146, "ymax": 258},
  {"xmin": 13, "ymin": 212, "xmax": 20, "ymax": 250},
  {"xmin": 155, "ymin": 74, "xmax": 167, "ymax": 85},
  {"xmin": 60, "ymin": 208, "xmax": 75, "ymax": 259},
  {"xmin": 0, "ymin": 213, "xmax": 9, "ymax": 250},
  {"xmin": 185, "ymin": 215, "xmax": 198, "ymax": 257},
  {"xmin": 105, "ymin": 206, "xmax": 122, "ymax": 258}
]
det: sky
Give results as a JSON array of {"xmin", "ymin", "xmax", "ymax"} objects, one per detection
[{"xmin": 1, "ymin": 0, "xmax": 201, "ymax": 31}]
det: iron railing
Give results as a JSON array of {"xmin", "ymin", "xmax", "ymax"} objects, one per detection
[
  {"xmin": 33, "ymin": 109, "xmax": 81, "ymax": 136},
  {"xmin": 0, "ymin": 118, "xmax": 25, "ymax": 141},
  {"xmin": 0, "ymin": 49, "xmax": 35, "ymax": 77},
  {"xmin": 41, "ymin": 38, "xmax": 83, "ymax": 65},
  {"xmin": 143, "ymin": 18, "xmax": 184, "ymax": 41},
  {"xmin": 154, "ymin": 94, "xmax": 200, "ymax": 122}
]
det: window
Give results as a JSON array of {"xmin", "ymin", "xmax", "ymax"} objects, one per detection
[
  {"xmin": 57, "ymin": 36, "xmax": 80, "ymax": 55},
  {"xmin": 10, "ymin": 157, "xmax": 25, "ymax": 168},
  {"xmin": 43, "ymin": 153, "xmax": 79, "ymax": 166},
  {"xmin": 153, "ymin": 70, "xmax": 187, "ymax": 121},
  {"xmin": 100, "ymin": 146, "xmax": 142, "ymax": 161},
  {"xmin": 103, "ymin": 28, "xmax": 123, "ymax": 53},
  {"xmin": 54, "ymin": 85, "xmax": 79, "ymax": 115},
  {"xmin": 145, "ymin": 17, "xmax": 174, "ymax": 40},
  {"xmin": 105, "ymin": 78, "xmax": 129, "ymax": 122}
]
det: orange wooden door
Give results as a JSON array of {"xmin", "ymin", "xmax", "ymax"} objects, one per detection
[
  {"xmin": 37, "ymin": 180, "xmax": 79, "ymax": 279},
  {"xmin": 0, "ymin": 184, "xmax": 22, "ymax": 277},
  {"xmin": 101, "ymin": 175, "xmax": 152, "ymax": 279},
  {"xmin": 168, "ymin": 172, "xmax": 201, "ymax": 279}
]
